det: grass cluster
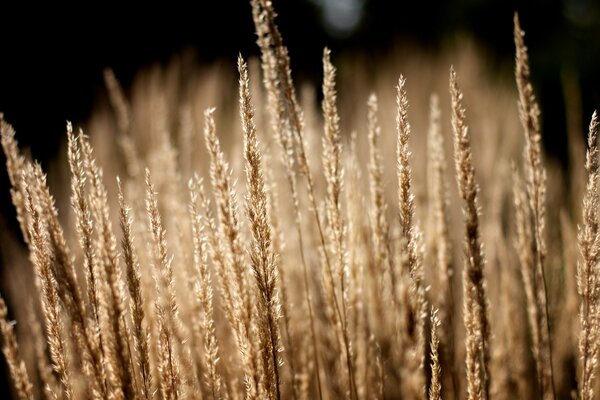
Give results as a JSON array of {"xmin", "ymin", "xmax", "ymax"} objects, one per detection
[{"xmin": 0, "ymin": 2, "xmax": 598, "ymax": 399}]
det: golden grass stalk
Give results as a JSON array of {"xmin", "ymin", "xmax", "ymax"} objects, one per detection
[
  {"xmin": 252, "ymin": 4, "xmax": 348, "ymax": 396},
  {"xmin": 321, "ymin": 48, "xmax": 358, "ymax": 400},
  {"xmin": 118, "ymin": 178, "xmax": 152, "ymax": 399},
  {"xmin": 147, "ymin": 157, "xmax": 199, "ymax": 395},
  {"xmin": 252, "ymin": 2, "xmax": 323, "ymax": 395},
  {"xmin": 322, "ymin": 48, "xmax": 346, "ymax": 285},
  {"xmin": 396, "ymin": 75, "xmax": 416, "ymax": 259},
  {"xmin": 203, "ymin": 107, "xmax": 251, "ymax": 323},
  {"xmin": 145, "ymin": 169, "xmax": 181, "ymax": 400},
  {"xmin": 81, "ymin": 136, "xmax": 133, "ymax": 399},
  {"xmin": 253, "ymin": 0, "xmax": 335, "ymax": 301},
  {"xmin": 0, "ymin": 116, "xmax": 29, "ymax": 245},
  {"xmin": 513, "ymin": 14, "xmax": 555, "ymax": 399},
  {"xmin": 250, "ymin": 0, "xmax": 304, "ymax": 157},
  {"xmin": 253, "ymin": 6, "xmax": 358, "ymax": 393},
  {"xmin": 66, "ymin": 127, "xmax": 110, "ymax": 399},
  {"xmin": 449, "ymin": 67, "xmax": 490, "ymax": 400},
  {"xmin": 67, "ymin": 128, "xmax": 102, "ymax": 329},
  {"xmin": 189, "ymin": 175, "xmax": 223, "ymax": 400},
  {"xmin": 23, "ymin": 165, "xmax": 74, "ymax": 400},
  {"xmin": 429, "ymin": 308, "xmax": 442, "ymax": 400},
  {"xmin": 396, "ymin": 75, "xmax": 427, "ymax": 399},
  {"xmin": 263, "ymin": 153, "xmax": 305, "ymax": 400},
  {"xmin": 34, "ymin": 162, "xmax": 84, "ymax": 328},
  {"xmin": 239, "ymin": 55, "xmax": 284, "ymax": 400},
  {"xmin": 251, "ymin": 4, "xmax": 340, "ymax": 341},
  {"xmin": 0, "ymin": 294, "xmax": 33, "ymax": 400},
  {"xmin": 202, "ymin": 107, "xmax": 259, "ymax": 398},
  {"xmin": 151, "ymin": 147, "xmax": 200, "ymax": 398},
  {"xmin": 577, "ymin": 111, "xmax": 600, "ymax": 400},
  {"xmin": 199, "ymin": 145, "xmax": 237, "ymax": 328},
  {"xmin": 195, "ymin": 153, "xmax": 237, "ymax": 327}
]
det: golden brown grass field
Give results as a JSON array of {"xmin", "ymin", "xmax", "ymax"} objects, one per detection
[{"xmin": 0, "ymin": 1, "xmax": 598, "ymax": 399}]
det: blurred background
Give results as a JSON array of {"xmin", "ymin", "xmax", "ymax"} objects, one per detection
[
  {"xmin": 0, "ymin": 0, "xmax": 599, "ymax": 392},
  {"xmin": 1, "ymin": 1, "xmax": 599, "ymax": 161}
]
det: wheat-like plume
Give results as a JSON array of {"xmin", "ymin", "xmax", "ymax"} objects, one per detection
[
  {"xmin": 450, "ymin": 67, "xmax": 490, "ymax": 400},
  {"xmin": 252, "ymin": 2, "xmax": 323, "ymax": 395},
  {"xmin": 577, "ymin": 111, "xmax": 600, "ymax": 400},
  {"xmin": 81, "ymin": 136, "xmax": 133, "ymax": 399},
  {"xmin": 145, "ymin": 169, "xmax": 182, "ymax": 400},
  {"xmin": 239, "ymin": 55, "xmax": 283, "ymax": 400},
  {"xmin": 23, "ymin": 165, "xmax": 74, "ymax": 400},
  {"xmin": 68, "ymin": 129, "xmax": 101, "ymax": 327},
  {"xmin": 429, "ymin": 308, "xmax": 442, "ymax": 400},
  {"xmin": 203, "ymin": 107, "xmax": 259, "ymax": 399},
  {"xmin": 189, "ymin": 175, "xmax": 223, "ymax": 400},
  {"xmin": 321, "ymin": 48, "xmax": 358, "ymax": 400},
  {"xmin": 513, "ymin": 14, "xmax": 555, "ymax": 400},
  {"xmin": 0, "ymin": 116, "xmax": 29, "ymax": 244},
  {"xmin": 396, "ymin": 75, "xmax": 427, "ymax": 399},
  {"xmin": 118, "ymin": 178, "xmax": 153, "ymax": 399}
]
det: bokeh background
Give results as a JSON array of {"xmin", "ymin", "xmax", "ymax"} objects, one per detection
[{"xmin": 0, "ymin": 0, "xmax": 599, "ymax": 393}]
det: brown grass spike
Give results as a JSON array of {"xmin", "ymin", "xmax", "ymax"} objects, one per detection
[
  {"xmin": 118, "ymin": 178, "xmax": 153, "ymax": 399},
  {"xmin": 514, "ymin": 14, "xmax": 555, "ymax": 399},
  {"xmin": 449, "ymin": 67, "xmax": 490, "ymax": 400},
  {"xmin": 239, "ymin": 55, "xmax": 284, "ymax": 400},
  {"xmin": 577, "ymin": 111, "xmax": 600, "ymax": 400}
]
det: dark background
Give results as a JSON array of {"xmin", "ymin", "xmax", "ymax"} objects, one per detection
[
  {"xmin": 1, "ymin": 0, "xmax": 599, "ymax": 394},
  {"xmin": 1, "ymin": 1, "xmax": 599, "ymax": 164}
]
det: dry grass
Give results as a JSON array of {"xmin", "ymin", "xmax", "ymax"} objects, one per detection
[{"xmin": 0, "ymin": 2, "xmax": 598, "ymax": 399}]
